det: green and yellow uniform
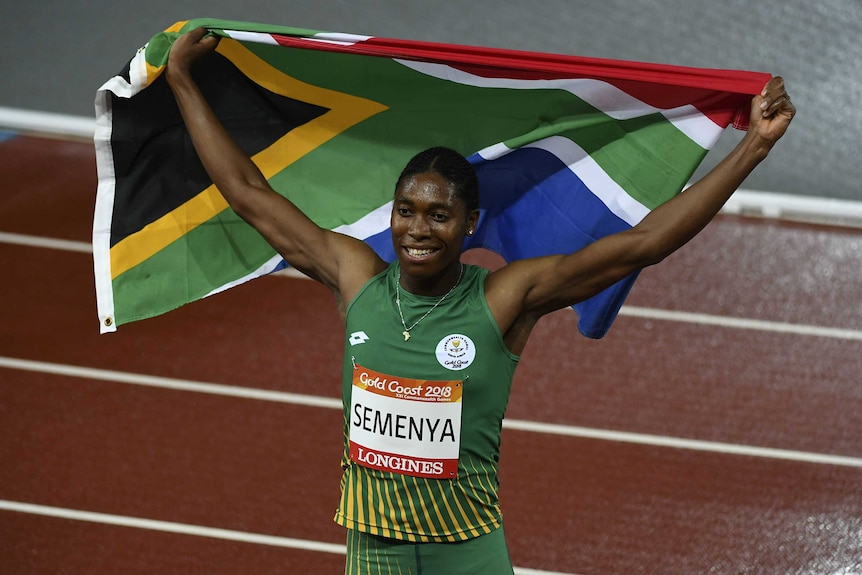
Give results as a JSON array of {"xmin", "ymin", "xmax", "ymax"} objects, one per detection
[{"xmin": 335, "ymin": 263, "xmax": 519, "ymax": 572}]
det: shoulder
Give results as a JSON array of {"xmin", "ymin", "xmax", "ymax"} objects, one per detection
[
  {"xmin": 325, "ymin": 231, "xmax": 388, "ymax": 316},
  {"xmin": 463, "ymin": 263, "xmax": 490, "ymax": 285},
  {"xmin": 481, "ymin": 255, "xmax": 567, "ymax": 335},
  {"xmin": 483, "ymin": 256, "xmax": 557, "ymax": 304},
  {"xmin": 480, "ymin": 259, "xmax": 537, "ymax": 330}
]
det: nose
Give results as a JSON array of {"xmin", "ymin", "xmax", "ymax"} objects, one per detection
[{"xmin": 407, "ymin": 215, "xmax": 431, "ymax": 239}]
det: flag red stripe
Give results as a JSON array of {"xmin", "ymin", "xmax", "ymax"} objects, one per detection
[{"xmin": 267, "ymin": 32, "xmax": 768, "ymax": 128}]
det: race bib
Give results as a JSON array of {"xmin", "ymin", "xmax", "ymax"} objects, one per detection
[{"xmin": 349, "ymin": 364, "xmax": 463, "ymax": 479}]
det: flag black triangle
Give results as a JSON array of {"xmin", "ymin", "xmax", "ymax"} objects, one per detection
[{"xmin": 108, "ymin": 51, "xmax": 329, "ymax": 247}]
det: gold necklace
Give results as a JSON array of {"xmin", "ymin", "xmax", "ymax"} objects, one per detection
[{"xmin": 395, "ymin": 264, "xmax": 464, "ymax": 341}]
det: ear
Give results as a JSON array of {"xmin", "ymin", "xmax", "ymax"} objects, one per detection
[{"xmin": 466, "ymin": 209, "xmax": 480, "ymax": 236}]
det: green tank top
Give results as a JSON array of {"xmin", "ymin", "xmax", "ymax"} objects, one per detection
[{"xmin": 334, "ymin": 262, "xmax": 520, "ymax": 542}]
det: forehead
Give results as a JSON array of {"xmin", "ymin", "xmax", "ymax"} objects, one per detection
[{"xmin": 395, "ymin": 172, "xmax": 461, "ymax": 207}]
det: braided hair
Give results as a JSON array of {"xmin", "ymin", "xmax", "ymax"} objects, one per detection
[{"xmin": 395, "ymin": 147, "xmax": 480, "ymax": 212}]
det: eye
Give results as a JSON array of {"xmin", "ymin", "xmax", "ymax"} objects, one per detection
[
  {"xmin": 430, "ymin": 212, "xmax": 450, "ymax": 222},
  {"xmin": 396, "ymin": 207, "xmax": 412, "ymax": 216}
]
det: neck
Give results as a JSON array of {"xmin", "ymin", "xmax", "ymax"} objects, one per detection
[{"xmin": 398, "ymin": 262, "xmax": 463, "ymax": 297}]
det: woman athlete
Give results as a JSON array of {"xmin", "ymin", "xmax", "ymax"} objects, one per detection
[{"xmin": 167, "ymin": 26, "xmax": 795, "ymax": 575}]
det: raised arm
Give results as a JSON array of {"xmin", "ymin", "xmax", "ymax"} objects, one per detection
[
  {"xmin": 487, "ymin": 76, "xmax": 796, "ymax": 349},
  {"xmin": 165, "ymin": 28, "xmax": 385, "ymax": 312}
]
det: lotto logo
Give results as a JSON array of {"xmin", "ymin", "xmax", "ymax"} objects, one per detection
[{"xmin": 349, "ymin": 331, "xmax": 370, "ymax": 346}]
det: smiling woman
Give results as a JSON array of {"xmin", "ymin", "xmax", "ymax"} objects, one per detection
[
  {"xmin": 164, "ymin": 25, "xmax": 795, "ymax": 575},
  {"xmin": 391, "ymin": 151, "xmax": 479, "ymax": 295}
]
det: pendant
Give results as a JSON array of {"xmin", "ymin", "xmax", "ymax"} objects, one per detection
[{"xmin": 403, "ymin": 330, "xmax": 411, "ymax": 341}]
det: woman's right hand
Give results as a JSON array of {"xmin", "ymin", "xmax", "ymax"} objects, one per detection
[{"xmin": 166, "ymin": 27, "xmax": 220, "ymax": 79}]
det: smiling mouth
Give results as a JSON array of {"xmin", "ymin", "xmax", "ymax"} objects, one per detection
[{"xmin": 404, "ymin": 247, "xmax": 437, "ymax": 258}]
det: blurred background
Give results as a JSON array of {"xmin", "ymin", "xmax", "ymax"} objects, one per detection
[{"xmin": 1, "ymin": 0, "xmax": 859, "ymax": 201}]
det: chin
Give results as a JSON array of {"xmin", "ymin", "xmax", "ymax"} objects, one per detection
[{"xmin": 397, "ymin": 253, "xmax": 443, "ymax": 275}]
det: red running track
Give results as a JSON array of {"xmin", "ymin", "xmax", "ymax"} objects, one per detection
[{"xmin": 1, "ymin": 134, "xmax": 861, "ymax": 574}]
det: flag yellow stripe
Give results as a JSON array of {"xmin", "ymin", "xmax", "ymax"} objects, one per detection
[
  {"xmin": 164, "ymin": 21, "xmax": 187, "ymax": 33},
  {"xmin": 110, "ymin": 38, "xmax": 387, "ymax": 280}
]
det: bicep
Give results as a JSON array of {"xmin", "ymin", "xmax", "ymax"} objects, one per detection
[
  {"xmin": 533, "ymin": 228, "xmax": 660, "ymax": 312},
  {"xmin": 491, "ymin": 228, "xmax": 656, "ymax": 320},
  {"xmin": 229, "ymin": 182, "xmax": 385, "ymax": 296}
]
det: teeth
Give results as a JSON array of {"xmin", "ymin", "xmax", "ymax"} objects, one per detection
[{"xmin": 406, "ymin": 247, "xmax": 434, "ymax": 256}]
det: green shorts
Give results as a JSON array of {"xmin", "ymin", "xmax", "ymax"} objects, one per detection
[{"xmin": 344, "ymin": 526, "xmax": 514, "ymax": 575}]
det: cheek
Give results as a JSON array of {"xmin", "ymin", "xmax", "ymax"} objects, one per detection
[
  {"xmin": 438, "ymin": 222, "xmax": 466, "ymax": 241},
  {"xmin": 390, "ymin": 215, "xmax": 409, "ymax": 237}
]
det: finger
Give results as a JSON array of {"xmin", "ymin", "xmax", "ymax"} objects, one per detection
[
  {"xmin": 758, "ymin": 77, "xmax": 795, "ymax": 118},
  {"xmin": 759, "ymin": 77, "xmax": 782, "ymax": 109},
  {"xmin": 187, "ymin": 27, "xmax": 209, "ymax": 41},
  {"xmin": 200, "ymin": 31, "xmax": 220, "ymax": 49},
  {"xmin": 762, "ymin": 95, "xmax": 792, "ymax": 118},
  {"xmin": 761, "ymin": 76, "xmax": 785, "ymax": 98}
]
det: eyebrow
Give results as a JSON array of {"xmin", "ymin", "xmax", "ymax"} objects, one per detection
[{"xmin": 394, "ymin": 195, "xmax": 457, "ymax": 210}]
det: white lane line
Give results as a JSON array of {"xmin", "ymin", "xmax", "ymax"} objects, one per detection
[
  {"xmin": 0, "ymin": 356, "xmax": 341, "ymax": 410},
  {"xmin": 0, "ymin": 500, "xmax": 577, "ymax": 575},
  {"xmin": 3, "ymin": 356, "xmax": 861, "ymax": 468},
  {"xmin": 4, "ymin": 231, "xmax": 861, "ymax": 340},
  {"xmin": 0, "ymin": 107, "xmax": 96, "ymax": 138},
  {"xmin": 0, "ymin": 499, "xmax": 346, "ymax": 554},
  {"xmin": 0, "ymin": 231, "xmax": 92, "ymax": 253},
  {"xmin": 501, "ymin": 420, "xmax": 862, "ymax": 468},
  {"xmin": 619, "ymin": 306, "xmax": 862, "ymax": 341}
]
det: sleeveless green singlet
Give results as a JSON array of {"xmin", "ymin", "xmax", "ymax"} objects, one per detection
[{"xmin": 334, "ymin": 262, "xmax": 519, "ymax": 542}]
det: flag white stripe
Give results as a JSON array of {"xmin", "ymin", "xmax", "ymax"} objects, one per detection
[
  {"xmin": 223, "ymin": 30, "xmax": 372, "ymax": 48},
  {"xmin": 93, "ymin": 84, "xmax": 119, "ymax": 334},
  {"xmin": 332, "ymin": 201, "xmax": 393, "ymax": 239},
  {"xmin": 202, "ymin": 254, "xmax": 286, "ymax": 299},
  {"xmin": 223, "ymin": 30, "xmax": 279, "ymax": 45},
  {"xmin": 311, "ymin": 32, "xmax": 373, "ymax": 45},
  {"xmin": 202, "ymin": 202, "xmax": 393, "ymax": 297},
  {"xmin": 477, "ymin": 136, "xmax": 650, "ymax": 226}
]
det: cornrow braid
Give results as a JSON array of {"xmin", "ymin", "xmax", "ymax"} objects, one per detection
[{"xmin": 395, "ymin": 147, "xmax": 480, "ymax": 211}]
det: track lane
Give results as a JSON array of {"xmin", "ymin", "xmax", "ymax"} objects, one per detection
[
  {"xmin": 0, "ymin": 370, "xmax": 345, "ymax": 540},
  {"xmin": 628, "ymin": 216, "xmax": 862, "ymax": 330},
  {"xmin": 3, "ymin": 134, "xmax": 862, "ymax": 574},
  {"xmin": 3, "ymin": 369, "xmax": 860, "ymax": 574},
  {"xmin": 3, "ymin": 242, "xmax": 860, "ymax": 457},
  {"xmin": 499, "ymin": 431, "xmax": 862, "ymax": 574},
  {"xmin": 0, "ymin": 135, "xmax": 95, "ymax": 242}
]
